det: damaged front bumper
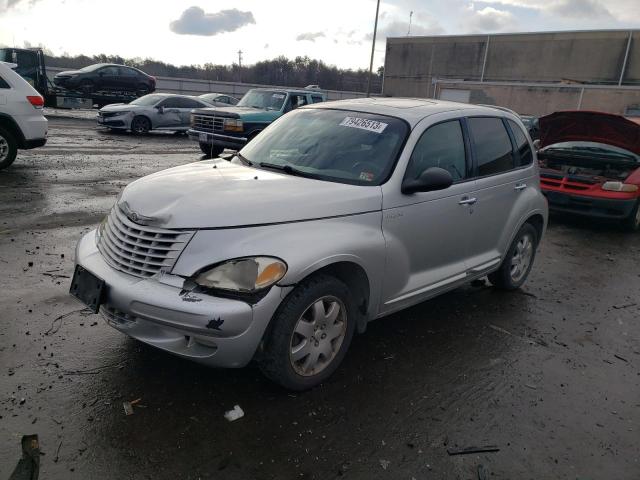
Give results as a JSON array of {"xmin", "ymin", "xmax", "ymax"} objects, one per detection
[
  {"xmin": 74, "ymin": 230, "xmax": 286, "ymax": 368},
  {"xmin": 543, "ymin": 190, "xmax": 637, "ymax": 220}
]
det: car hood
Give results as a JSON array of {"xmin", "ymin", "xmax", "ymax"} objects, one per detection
[
  {"xmin": 539, "ymin": 111, "xmax": 640, "ymax": 156},
  {"xmin": 55, "ymin": 70, "xmax": 82, "ymax": 77},
  {"xmin": 192, "ymin": 106, "xmax": 280, "ymax": 122},
  {"xmin": 100, "ymin": 103, "xmax": 142, "ymax": 112},
  {"xmin": 118, "ymin": 159, "xmax": 382, "ymax": 229}
]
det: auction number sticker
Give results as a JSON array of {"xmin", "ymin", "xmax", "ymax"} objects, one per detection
[{"xmin": 339, "ymin": 116, "xmax": 388, "ymax": 133}]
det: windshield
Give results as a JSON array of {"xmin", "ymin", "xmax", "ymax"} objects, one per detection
[
  {"xmin": 129, "ymin": 94, "xmax": 164, "ymax": 106},
  {"xmin": 544, "ymin": 141, "xmax": 640, "ymax": 161},
  {"xmin": 237, "ymin": 90, "xmax": 287, "ymax": 110},
  {"xmin": 78, "ymin": 64, "xmax": 106, "ymax": 73},
  {"xmin": 239, "ymin": 108, "xmax": 409, "ymax": 185}
]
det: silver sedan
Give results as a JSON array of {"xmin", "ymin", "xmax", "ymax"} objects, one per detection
[{"xmin": 97, "ymin": 93, "xmax": 213, "ymax": 134}]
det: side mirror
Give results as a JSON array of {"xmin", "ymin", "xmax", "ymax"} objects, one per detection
[
  {"xmin": 157, "ymin": 106, "xmax": 164, "ymax": 114},
  {"xmin": 401, "ymin": 167, "xmax": 453, "ymax": 194},
  {"xmin": 532, "ymin": 139, "xmax": 541, "ymax": 151}
]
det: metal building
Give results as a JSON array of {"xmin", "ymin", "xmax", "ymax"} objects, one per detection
[{"xmin": 383, "ymin": 30, "xmax": 640, "ymax": 116}]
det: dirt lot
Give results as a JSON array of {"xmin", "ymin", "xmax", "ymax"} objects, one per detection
[{"xmin": 1, "ymin": 116, "xmax": 639, "ymax": 479}]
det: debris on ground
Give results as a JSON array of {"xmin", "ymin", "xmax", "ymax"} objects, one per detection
[
  {"xmin": 612, "ymin": 302, "xmax": 636, "ymax": 310},
  {"xmin": 123, "ymin": 398, "xmax": 142, "ymax": 416},
  {"xmin": 224, "ymin": 405, "xmax": 245, "ymax": 422},
  {"xmin": 477, "ymin": 464, "xmax": 490, "ymax": 480},
  {"xmin": 614, "ymin": 354, "xmax": 629, "ymax": 363},
  {"xmin": 8, "ymin": 435, "xmax": 40, "ymax": 480},
  {"xmin": 446, "ymin": 445, "xmax": 500, "ymax": 456},
  {"xmin": 379, "ymin": 459, "xmax": 390, "ymax": 470}
]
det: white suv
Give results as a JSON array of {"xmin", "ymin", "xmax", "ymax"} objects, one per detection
[{"xmin": 0, "ymin": 61, "xmax": 47, "ymax": 169}]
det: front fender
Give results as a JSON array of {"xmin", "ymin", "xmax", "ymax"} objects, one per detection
[{"xmin": 171, "ymin": 211, "xmax": 386, "ymax": 318}]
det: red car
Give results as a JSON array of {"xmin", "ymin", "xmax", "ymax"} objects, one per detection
[{"xmin": 538, "ymin": 111, "xmax": 640, "ymax": 231}]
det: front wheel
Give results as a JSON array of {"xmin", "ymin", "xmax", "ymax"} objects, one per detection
[
  {"xmin": 622, "ymin": 200, "xmax": 640, "ymax": 232},
  {"xmin": 258, "ymin": 274, "xmax": 356, "ymax": 390},
  {"xmin": 488, "ymin": 223, "xmax": 538, "ymax": 290},
  {"xmin": 199, "ymin": 142, "xmax": 223, "ymax": 158},
  {"xmin": 130, "ymin": 116, "xmax": 151, "ymax": 134},
  {"xmin": 0, "ymin": 126, "xmax": 18, "ymax": 170}
]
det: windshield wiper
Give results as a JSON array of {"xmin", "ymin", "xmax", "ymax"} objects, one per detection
[
  {"xmin": 234, "ymin": 152, "xmax": 253, "ymax": 166},
  {"xmin": 258, "ymin": 162, "xmax": 315, "ymax": 178}
]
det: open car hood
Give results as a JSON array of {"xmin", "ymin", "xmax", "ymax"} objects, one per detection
[{"xmin": 539, "ymin": 111, "xmax": 640, "ymax": 156}]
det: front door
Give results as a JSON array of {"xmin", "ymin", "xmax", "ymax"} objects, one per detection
[
  {"xmin": 155, "ymin": 98, "xmax": 182, "ymax": 128},
  {"xmin": 380, "ymin": 118, "xmax": 476, "ymax": 314}
]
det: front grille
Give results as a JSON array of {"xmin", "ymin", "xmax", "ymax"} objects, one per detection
[
  {"xmin": 193, "ymin": 114, "xmax": 224, "ymax": 133},
  {"xmin": 97, "ymin": 206, "xmax": 195, "ymax": 278},
  {"xmin": 100, "ymin": 111, "xmax": 119, "ymax": 118}
]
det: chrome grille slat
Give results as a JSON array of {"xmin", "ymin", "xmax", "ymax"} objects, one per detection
[
  {"xmin": 97, "ymin": 206, "xmax": 195, "ymax": 278},
  {"xmin": 193, "ymin": 114, "xmax": 224, "ymax": 133}
]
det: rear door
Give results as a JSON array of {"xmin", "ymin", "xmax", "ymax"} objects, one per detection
[
  {"xmin": 380, "ymin": 118, "xmax": 477, "ymax": 314},
  {"xmin": 465, "ymin": 116, "xmax": 535, "ymax": 272}
]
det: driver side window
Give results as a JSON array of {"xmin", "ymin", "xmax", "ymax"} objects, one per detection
[{"xmin": 405, "ymin": 120, "xmax": 467, "ymax": 182}]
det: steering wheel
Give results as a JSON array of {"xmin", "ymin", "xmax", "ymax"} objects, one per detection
[{"xmin": 352, "ymin": 161, "xmax": 383, "ymax": 177}]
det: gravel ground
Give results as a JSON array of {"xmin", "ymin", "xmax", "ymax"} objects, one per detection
[{"xmin": 1, "ymin": 116, "xmax": 639, "ymax": 479}]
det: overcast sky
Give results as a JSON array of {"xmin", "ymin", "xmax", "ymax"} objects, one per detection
[{"xmin": 0, "ymin": 0, "xmax": 638, "ymax": 69}]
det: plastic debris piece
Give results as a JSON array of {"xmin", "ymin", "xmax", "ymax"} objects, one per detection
[
  {"xmin": 123, "ymin": 398, "xmax": 142, "ymax": 416},
  {"xmin": 379, "ymin": 459, "xmax": 390, "ymax": 470},
  {"xmin": 224, "ymin": 405, "xmax": 245, "ymax": 422},
  {"xmin": 447, "ymin": 445, "xmax": 500, "ymax": 456}
]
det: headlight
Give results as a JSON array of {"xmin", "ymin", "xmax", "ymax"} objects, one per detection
[
  {"xmin": 113, "ymin": 111, "xmax": 131, "ymax": 116},
  {"xmin": 190, "ymin": 114, "xmax": 195, "ymax": 127},
  {"xmin": 602, "ymin": 181, "xmax": 639, "ymax": 192},
  {"xmin": 223, "ymin": 118, "xmax": 243, "ymax": 132},
  {"xmin": 194, "ymin": 257, "xmax": 287, "ymax": 292}
]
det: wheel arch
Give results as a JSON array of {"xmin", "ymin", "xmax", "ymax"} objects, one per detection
[{"xmin": 0, "ymin": 113, "xmax": 26, "ymax": 147}]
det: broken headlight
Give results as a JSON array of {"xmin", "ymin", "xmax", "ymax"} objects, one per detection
[
  {"xmin": 194, "ymin": 257, "xmax": 287, "ymax": 292},
  {"xmin": 602, "ymin": 181, "xmax": 639, "ymax": 192}
]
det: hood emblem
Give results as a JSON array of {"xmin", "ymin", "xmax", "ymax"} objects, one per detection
[{"xmin": 119, "ymin": 201, "xmax": 162, "ymax": 226}]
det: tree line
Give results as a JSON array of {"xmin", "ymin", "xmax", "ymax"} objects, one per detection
[{"xmin": 42, "ymin": 52, "xmax": 383, "ymax": 93}]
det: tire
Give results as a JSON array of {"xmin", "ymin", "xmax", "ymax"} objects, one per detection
[
  {"xmin": 130, "ymin": 116, "xmax": 151, "ymax": 134},
  {"xmin": 199, "ymin": 142, "xmax": 224, "ymax": 158},
  {"xmin": 258, "ymin": 274, "xmax": 357, "ymax": 390},
  {"xmin": 0, "ymin": 126, "xmax": 18, "ymax": 170},
  {"xmin": 79, "ymin": 79, "xmax": 94, "ymax": 94},
  {"xmin": 622, "ymin": 200, "xmax": 640, "ymax": 232},
  {"xmin": 488, "ymin": 223, "xmax": 538, "ymax": 290}
]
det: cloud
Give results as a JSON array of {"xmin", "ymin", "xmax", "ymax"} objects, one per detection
[
  {"xmin": 296, "ymin": 32, "xmax": 326, "ymax": 42},
  {"xmin": 475, "ymin": 0, "xmax": 615, "ymax": 20},
  {"xmin": 367, "ymin": 14, "xmax": 444, "ymax": 41},
  {"xmin": 0, "ymin": 0, "xmax": 41, "ymax": 11},
  {"xmin": 463, "ymin": 6, "xmax": 517, "ymax": 32},
  {"xmin": 170, "ymin": 7, "xmax": 255, "ymax": 36}
]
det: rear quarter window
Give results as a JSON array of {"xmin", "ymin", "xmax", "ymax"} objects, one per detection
[
  {"xmin": 507, "ymin": 119, "xmax": 533, "ymax": 167},
  {"xmin": 0, "ymin": 74, "xmax": 10, "ymax": 89}
]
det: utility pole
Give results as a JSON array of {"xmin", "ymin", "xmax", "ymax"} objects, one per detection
[
  {"xmin": 237, "ymin": 49, "xmax": 243, "ymax": 68},
  {"xmin": 366, "ymin": 0, "xmax": 381, "ymax": 98},
  {"xmin": 407, "ymin": 11, "xmax": 413, "ymax": 36}
]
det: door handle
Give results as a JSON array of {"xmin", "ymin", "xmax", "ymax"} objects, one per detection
[
  {"xmin": 514, "ymin": 183, "xmax": 527, "ymax": 191},
  {"xmin": 458, "ymin": 196, "xmax": 477, "ymax": 205}
]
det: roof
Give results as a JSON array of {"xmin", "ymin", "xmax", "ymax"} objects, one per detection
[
  {"xmin": 307, "ymin": 97, "xmax": 514, "ymax": 127},
  {"xmin": 249, "ymin": 87, "xmax": 325, "ymax": 95}
]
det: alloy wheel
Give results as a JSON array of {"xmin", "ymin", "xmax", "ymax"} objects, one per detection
[
  {"xmin": 510, "ymin": 233, "xmax": 534, "ymax": 282},
  {"xmin": 0, "ymin": 135, "xmax": 8, "ymax": 162},
  {"xmin": 289, "ymin": 296, "xmax": 347, "ymax": 377}
]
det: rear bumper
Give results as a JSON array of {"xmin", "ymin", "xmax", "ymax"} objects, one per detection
[
  {"xmin": 188, "ymin": 129, "xmax": 247, "ymax": 149},
  {"xmin": 73, "ymin": 231, "xmax": 285, "ymax": 368},
  {"xmin": 543, "ymin": 190, "xmax": 637, "ymax": 219}
]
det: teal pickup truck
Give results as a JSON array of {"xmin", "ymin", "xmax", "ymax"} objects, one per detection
[{"xmin": 188, "ymin": 88, "xmax": 326, "ymax": 157}]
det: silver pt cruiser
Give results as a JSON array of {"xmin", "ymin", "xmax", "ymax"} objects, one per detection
[{"xmin": 71, "ymin": 98, "xmax": 548, "ymax": 390}]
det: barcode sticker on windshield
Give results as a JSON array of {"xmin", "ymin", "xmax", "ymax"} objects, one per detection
[{"xmin": 339, "ymin": 117, "xmax": 388, "ymax": 133}]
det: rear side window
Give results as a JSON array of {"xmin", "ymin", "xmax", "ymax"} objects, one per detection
[
  {"xmin": 507, "ymin": 119, "xmax": 533, "ymax": 166},
  {"xmin": 406, "ymin": 120, "xmax": 467, "ymax": 182},
  {"xmin": 468, "ymin": 117, "xmax": 515, "ymax": 176},
  {"xmin": 0, "ymin": 74, "xmax": 9, "ymax": 89},
  {"xmin": 311, "ymin": 95, "xmax": 324, "ymax": 103}
]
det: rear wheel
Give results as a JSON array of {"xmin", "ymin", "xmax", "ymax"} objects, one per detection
[
  {"xmin": 130, "ymin": 116, "xmax": 151, "ymax": 134},
  {"xmin": 622, "ymin": 200, "xmax": 640, "ymax": 232},
  {"xmin": 0, "ymin": 126, "xmax": 18, "ymax": 170},
  {"xmin": 488, "ymin": 223, "xmax": 538, "ymax": 290},
  {"xmin": 199, "ymin": 142, "xmax": 224, "ymax": 158},
  {"xmin": 258, "ymin": 274, "xmax": 356, "ymax": 390}
]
